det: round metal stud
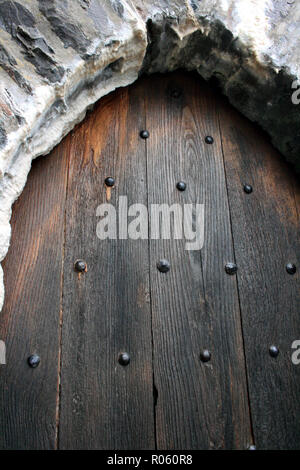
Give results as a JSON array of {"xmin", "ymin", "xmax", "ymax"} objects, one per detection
[
  {"xmin": 105, "ymin": 176, "xmax": 115, "ymax": 187},
  {"xmin": 286, "ymin": 263, "xmax": 296, "ymax": 275},
  {"xmin": 28, "ymin": 354, "xmax": 40, "ymax": 368},
  {"xmin": 205, "ymin": 135, "xmax": 214, "ymax": 144},
  {"xmin": 243, "ymin": 184, "xmax": 253, "ymax": 194},
  {"xmin": 140, "ymin": 130, "xmax": 149, "ymax": 139},
  {"xmin": 157, "ymin": 259, "xmax": 170, "ymax": 273},
  {"xmin": 170, "ymin": 88, "xmax": 182, "ymax": 98},
  {"xmin": 269, "ymin": 345, "xmax": 279, "ymax": 358},
  {"xmin": 118, "ymin": 352, "xmax": 130, "ymax": 366},
  {"xmin": 200, "ymin": 349, "xmax": 211, "ymax": 363},
  {"xmin": 74, "ymin": 259, "xmax": 87, "ymax": 273},
  {"xmin": 225, "ymin": 262, "xmax": 237, "ymax": 275},
  {"xmin": 176, "ymin": 181, "xmax": 186, "ymax": 191}
]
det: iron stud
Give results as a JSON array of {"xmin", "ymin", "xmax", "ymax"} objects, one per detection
[
  {"xmin": 140, "ymin": 130, "xmax": 149, "ymax": 139},
  {"xmin": 286, "ymin": 263, "xmax": 296, "ymax": 275},
  {"xmin": 205, "ymin": 136, "xmax": 214, "ymax": 144},
  {"xmin": 225, "ymin": 262, "xmax": 237, "ymax": 275},
  {"xmin": 157, "ymin": 259, "xmax": 170, "ymax": 273},
  {"xmin": 105, "ymin": 177, "xmax": 115, "ymax": 187},
  {"xmin": 170, "ymin": 88, "xmax": 182, "ymax": 98},
  {"xmin": 176, "ymin": 181, "xmax": 186, "ymax": 191},
  {"xmin": 269, "ymin": 345, "xmax": 279, "ymax": 358},
  {"xmin": 243, "ymin": 184, "xmax": 253, "ymax": 194},
  {"xmin": 28, "ymin": 354, "xmax": 40, "ymax": 368},
  {"xmin": 200, "ymin": 349, "xmax": 211, "ymax": 362},
  {"xmin": 119, "ymin": 352, "xmax": 130, "ymax": 366},
  {"xmin": 74, "ymin": 259, "xmax": 87, "ymax": 273}
]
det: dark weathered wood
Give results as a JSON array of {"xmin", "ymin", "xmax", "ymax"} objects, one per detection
[
  {"xmin": 0, "ymin": 145, "xmax": 68, "ymax": 449},
  {"xmin": 145, "ymin": 72, "xmax": 252, "ymax": 449},
  {"xmin": 219, "ymin": 100, "xmax": 300, "ymax": 449},
  {"xmin": 2, "ymin": 71, "xmax": 299, "ymax": 450},
  {"xmin": 58, "ymin": 83, "xmax": 155, "ymax": 449}
]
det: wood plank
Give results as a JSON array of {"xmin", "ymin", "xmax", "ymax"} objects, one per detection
[
  {"xmin": 0, "ymin": 145, "xmax": 69, "ymax": 449},
  {"xmin": 145, "ymin": 72, "xmax": 252, "ymax": 449},
  {"xmin": 58, "ymin": 83, "xmax": 155, "ymax": 449},
  {"xmin": 2, "ymin": 70, "xmax": 298, "ymax": 450},
  {"xmin": 219, "ymin": 100, "xmax": 300, "ymax": 449}
]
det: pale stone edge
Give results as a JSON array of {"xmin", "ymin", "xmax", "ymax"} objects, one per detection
[
  {"xmin": 0, "ymin": 5, "xmax": 299, "ymax": 312},
  {"xmin": 0, "ymin": 12, "xmax": 147, "ymax": 311}
]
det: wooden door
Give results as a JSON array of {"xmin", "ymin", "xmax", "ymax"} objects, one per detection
[{"xmin": 0, "ymin": 72, "xmax": 299, "ymax": 450}]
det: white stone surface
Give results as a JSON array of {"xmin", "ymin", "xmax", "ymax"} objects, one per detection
[{"xmin": 0, "ymin": 0, "xmax": 299, "ymax": 311}]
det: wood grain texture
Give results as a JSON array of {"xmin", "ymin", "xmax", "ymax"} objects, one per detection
[
  {"xmin": 1, "ymin": 71, "xmax": 299, "ymax": 450},
  {"xmin": 219, "ymin": 100, "xmax": 300, "ymax": 449},
  {"xmin": 145, "ymin": 72, "xmax": 252, "ymax": 449},
  {"xmin": 0, "ymin": 145, "xmax": 69, "ymax": 449},
  {"xmin": 58, "ymin": 83, "xmax": 155, "ymax": 449}
]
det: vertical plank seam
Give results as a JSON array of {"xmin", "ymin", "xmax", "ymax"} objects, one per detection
[
  {"xmin": 144, "ymin": 90, "xmax": 158, "ymax": 450},
  {"xmin": 54, "ymin": 144, "xmax": 71, "ymax": 450},
  {"xmin": 292, "ymin": 179, "xmax": 299, "ymax": 222},
  {"xmin": 217, "ymin": 108, "xmax": 256, "ymax": 448}
]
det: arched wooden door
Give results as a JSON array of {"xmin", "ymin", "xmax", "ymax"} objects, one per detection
[{"xmin": 0, "ymin": 72, "xmax": 299, "ymax": 450}]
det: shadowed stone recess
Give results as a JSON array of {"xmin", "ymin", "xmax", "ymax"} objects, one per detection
[{"xmin": 0, "ymin": 0, "xmax": 299, "ymax": 311}]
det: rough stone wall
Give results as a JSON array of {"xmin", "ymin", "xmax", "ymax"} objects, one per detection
[{"xmin": 0, "ymin": 0, "xmax": 299, "ymax": 311}]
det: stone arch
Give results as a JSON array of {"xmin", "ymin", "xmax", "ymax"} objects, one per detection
[{"xmin": 0, "ymin": 0, "xmax": 300, "ymax": 310}]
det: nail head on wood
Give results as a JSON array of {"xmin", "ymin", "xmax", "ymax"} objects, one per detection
[
  {"xmin": 140, "ymin": 130, "xmax": 149, "ymax": 139},
  {"xmin": 74, "ymin": 259, "xmax": 87, "ymax": 273},
  {"xmin": 225, "ymin": 262, "xmax": 237, "ymax": 275},
  {"xmin": 200, "ymin": 349, "xmax": 211, "ymax": 362},
  {"xmin": 176, "ymin": 181, "xmax": 186, "ymax": 191},
  {"xmin": 157, "ymin": 259, "xmax": 170, "ymax": 273},
  {"xmin": 118, "ymin": 352, "xmax": 130, "ymax": 366},
  {"xmin": 286, "ymin": 263, "xmax": 296, "ymax": 275},
  {"xmin": 28, "ymin": 354, "xmax": 40, "ymax": 368},
  {"xmin": 243, "ymin": 184, "xmax": 253, "ymax": 194},
  {"xmin": 269, "ymin": 345, "xmax": 279, "ymax": 358},
  {"xmin": 105, "ymin": 177, "xmax": 115, "ymax": 187},
  {"xmin": 205, "ymin": 136, "xmax": 214, "ymax": 144}
]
